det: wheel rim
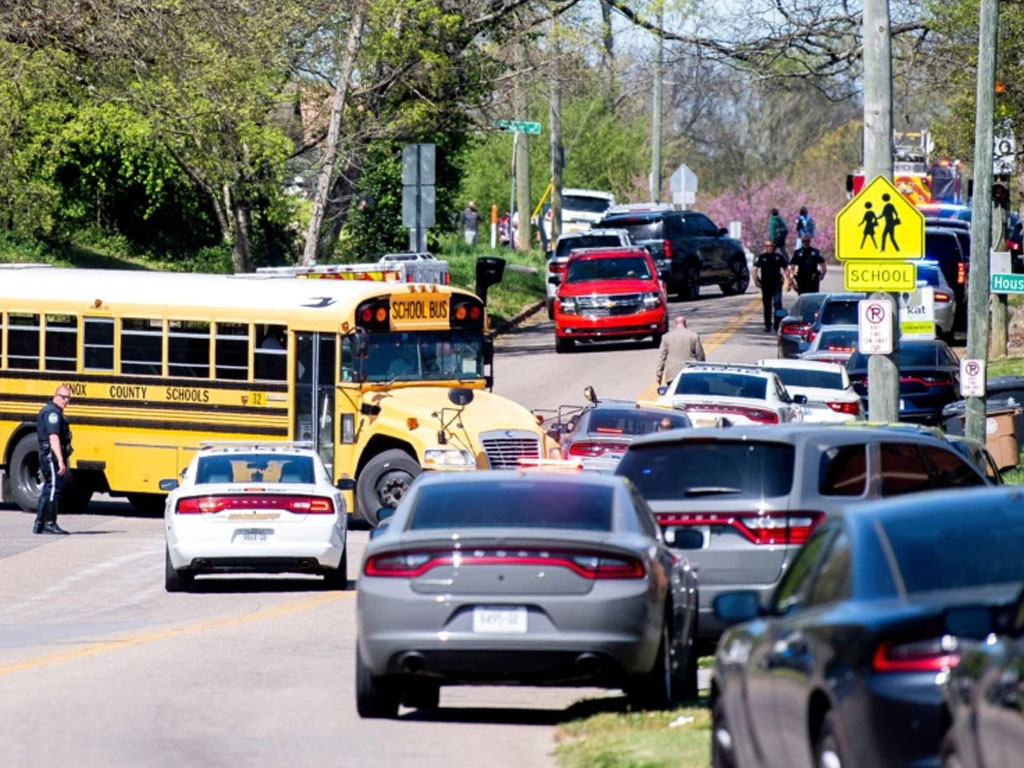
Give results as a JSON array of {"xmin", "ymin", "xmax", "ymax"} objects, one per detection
[
  {"xmin": 375, "ymin": 468, "xmax": 414, "ymax": 508},
  {"xmin": 17, "ymin": 451, "xmax": 41, "ymax": 496},
  {"xmin": 731, "ymin": 262, "xmax": 749, "ymax": 292}
]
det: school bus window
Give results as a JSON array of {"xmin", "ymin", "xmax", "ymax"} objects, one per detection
[
  {"xmin": 168, "ymin": 319, "xmax": 210, "ymax": 379},
  {"xmin": 83, "ymin": 317, "xmax": 115, "ymax": 371},
  {"xmin": 341, "ymin": 336, "xmax": 353, "ymax": 382},
  {"xmin": 215, "ymin": 322, "xmax": 249, "ymax": 380},
  {"xmin": 44, "ymin": 314, "xmax": 78, "ymax": 371},
  {"xmin": 121, "ymin": 317, "xmax": 163, "ymax": 376},
  {"xmin": 254, "ymin": 324, "xmax": 286, "ymax": 382},
  {"xmin": 0, "ymin": 313, "xmax": 4, "ymax": 365},
  {"xmin": 7, "ymin": 313, "xmax": 41, "ymax": 370}
]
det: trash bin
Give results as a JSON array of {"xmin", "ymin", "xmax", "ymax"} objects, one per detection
[{"xmin": 943, "ymin": 403, "xmax": 1021, "ymax": 471}]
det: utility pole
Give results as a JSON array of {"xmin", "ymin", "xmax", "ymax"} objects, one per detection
[
  {"xmin": 515, "ymin": 54, "xmax": 531, "ymax": 251},
  {"xmin": 863, "ymin": 0, "xmax": 899, "ymax": 422},
  {"xmin": 965, "ymin": 0, "xmax": 1000, "ymax": 443},
  {"xmin": 649, "ymin": 0, "xmax": 663, "ymax": 203},
  {"xmin": 549, "ymin": 18, "xmax": 563, "ymax": 247}
]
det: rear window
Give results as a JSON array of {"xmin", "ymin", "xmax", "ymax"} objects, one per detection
[
  {"xmin": 772, "ymin": 368, "xmax": 844, "ymax": 390},
  {"xmin": 555, "ymin": 235, "xmax": 624, "ymax": 260},
  {"xmin": 589, "ymin": 409, "xmax": 690, "ymax": 436},
  {"xmin": 563, "ymin": 195, "xmax": 613, "ymax": 215},
  {"xmin": 820, "ymin": 300, "xmax": 859, "ymax": 325},
  {"xmin": 599, "ymin": 218, "xmax": 664, "ymax": 242},
  {"xmin": 675, "ymin": 373, "xmax": 767, "ymax": 400},
  {"xmin": 195, "ymin": 454, "xmax": 315, "ymax": 484},
  {"xmin": 900, "ymin": 343, "xmax": 940, "ymax": 366},
  {"xmin": 792, "ymin": 295, "xmax": 825, "ymax": 322},
  {"xmin": 881, "ymin": 506, "xmax": 1024, "ymax": 594},
  {"xmin": 916, "ymin": 265, "xmax": 941, "ymax": 287},
  {"xmin": 566, "ymin": 256, "xmax": 652, "ymax": 282},
  {"xmin": 409, "ymin": 481, "xmax": 614, "ymax": 530},
  {"xmin": 817, "ymin": 330, "xmax": 858, "ymax": 353},
  {"xmin": 617, "ymin": 441, "xmax": 795, "ymax": 500}
]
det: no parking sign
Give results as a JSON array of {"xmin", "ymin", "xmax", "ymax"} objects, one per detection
[{"xmin": 960, "ymin": 358, "xmax": 986, "ymax": 397}]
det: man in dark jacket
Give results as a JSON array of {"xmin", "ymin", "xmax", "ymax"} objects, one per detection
[
  {"xmin": 33, "ymin": 385, "xmax": 73, "ymax": 535},
  {"xmin": 790, "ymin": 235, "xmax": 827, "ymax": 294},
  {"xmin": 768, "ymin": 208, "xmax": 788, "ymax": 255},
  {"xmin": 754, "ymin": 241, "xmax": 789, "ymax": 332}
]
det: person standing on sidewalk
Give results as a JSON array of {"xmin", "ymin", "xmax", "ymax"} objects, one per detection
[
  {"xmin": 656, "ymin": 316, "xmax": 706, "ymax": 386},
  {"xmin": 33, "ymin": 385, "xmax": 73, "ymax": 535},
  {"xmin": 754, "ymin": 241, "xmax": 789, "ymax": 332},
  {"xmin": 461, "ymin": 202, "xmax": 481, "ymax": 246}
]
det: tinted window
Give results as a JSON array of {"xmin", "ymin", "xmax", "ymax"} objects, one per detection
[
  {"xmin": 121, "ymin": 317, "xmax": 163, "ymax": 376},
  {"xmin": 562, "ymin": 195, "xmax": 613, "ymax": 215},
  {"xmin": 790, "ymin": 294, "xmax": 826, "ymax": 323},
  {"xmin": 617, "ymin": 441, "xmax": 795, "ymax": 500},
  {"xmin": 254, "ymin": 324, "xmax": 287, "ymax": 381},
  {"xmin": 819, "ymin": 445, "xmax": 868, "ymax": 496},
  {"xmin": 195, "ymin": 454, "xmax": 314, "ymax": 484},
  {"xmin": 7, "ymin": 313, "xmax": 40, "ymax": 370},
  {"xmin": 44, "ymin": 314, "xmax": 77, "ymax": 371},
  {"xmin": 820, "ymin": 300, "xmax": 859, "ymax": 325},
  {"xmin": 816, "ymin": 330, "xmax": 858, "ymax": 352},
  {"xmin": 600, "ymin": 218, "xmax": 663, "ymax": 242},
  {"xmin": 588, "ymin": 409, "xmax": 690, "ymax": 435},
  {"xmin": 881, "ymin": 505, "xmax": 1024, "ymax": 594},
  {"xmin": 772, "ymin": 527, "xmax": 832, "ymax": 614},
  {"xmin": 808, "ymin": 531, "xmax": 852, "ymax": 606},
  {"xmin": 880, "ymin": 443, "xmax": 932, "ymax": 496},
  {"xmin": 555, "ymin": 235, "xmax": 624, "ymax": 260},
  {"xmin": 900, "ymin": 343, "xmax": 940, "ymax": 366},
  {"xmin": 83, "ymin": 317, "xmax": 114, "ymax": 371},
  {"xmin": 916, "ymin": 265, "xmax": 941, "ymax": 288},
  {"xmin": 410, "ymin": 481, "xmax": 613, "ymax": 531},
  {"xmin": 920, "ymin": 445, "xmax": 984, "ymax": 488},
  {"xmin": 683, "ymin": 213, "xmax": 719, "ymax": 236},
  {"xmin": 675, "ymin": 372, "xmax": 767, "ymax": 400},
  {"xmin": 168, "ymin": 319, "xmax": 210, "ymax": 378},
  {"xmin": 773, "ymin": 368, "xmax": 844, "ymax": 390},
  {"xmin": 566, "ymin": 256, "xmax": 651, "ymax": 282},
  {"xmin": 925, "ymin": 232, "xmax": 963, "ymax": 285}
]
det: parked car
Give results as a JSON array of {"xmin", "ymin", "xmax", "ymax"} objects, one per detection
[
  {"xmin": 912, "ymin": 260, "xmax": 956, "ymax": 339},
  {"xmin": 757, "ymin": 358, "xmax": 862, "ymax": 422},
  {"xmin": 657, "ymin": 362, "xmax": 805, "ymax": 426},
  {"xmin": 777, "ymin": 292, "xmax": 828, "ymax": 359},
  {"xmin": 615, "ymin": 425, "xmax": 988, "ymax": 652},
  {"xmin": 545, "ymin": 228, "xmax": 634, "ymax": 318},
  {"xmin": 799, "ymin": 324, "xmax": 859, "ymax": 365},
  {"xmin": 161, "ymin": 443, "xmax": 351, "ymax": 592},
  {"xmin": 355, "ymin": 469, "xmax": 700, "ymax": 717},
  {"xmin": 806, "ymin": 292, "xmax": 866, "ymax": 345},
  {"xmin": 926, "ymin": 226, "xmax": 969, "ymax": 326},
  {"xmin": 592, "ymin": 208, "xmax": 748, "ymax": 299},
  {"xmin": 710, "ymin": 485, "xmax": 1021, "ymax": 768},
  {"xmin": 542, "ymin": 188, "xmax": 616, "ymax": 239},
  {"xmin": 554, "ymin": 247, "xmax": 667, "ymax": 353},
  {"xmin": 549, "ymin": 394, "xmax": 691, "ymax": 473},
  {"xmin": 847, "ymin": 339, "xmax": 960, "ymax": 423}
]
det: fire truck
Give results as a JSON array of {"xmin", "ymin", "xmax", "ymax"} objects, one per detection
[{"xmin": 846, "ymin": 130, "xmax": 965, "ymax": 206}]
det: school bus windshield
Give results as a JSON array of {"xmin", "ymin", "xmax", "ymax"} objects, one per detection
[{"xmin": 348, "ymin": 331, "xmax": 486, "ymax": 383}]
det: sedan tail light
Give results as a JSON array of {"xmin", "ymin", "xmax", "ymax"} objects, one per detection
[
  {"xmin": 681, "ymin": 404, "xmax": 779, "ymax": 424},
  {"xmin": 567, "ymin": 441, "xmax": 631, "ymax": 457},
  {"xmin": 900, "ymin": 375, "xmax": 952, "ymax": 387},
  {"xmin": 363, "ymin": 548, "xmax": 645, "ymax": 580},
  {"xmin": 872, "ymin": 637, "xmax": 960, "ymax": 673},
  {"xmin": 934, "ymin": 291, "xmax": 951, "ymax": 303},
  {"xmin": 175, "ymin": 495, "xmax": 334, "ymax": 514},
  {"xmin": 827, "ymin": 401, "xmax": 861, "ymax": 415},
  {"xmin": 655, "ymin": 511, "xmax": 824, "ymax": 546},
  {"xmin": 780, "ymin": 322, "xmax": 811, "ymax": 339},
  {"xmin": 806, "ymin": 329, "xmax": 818, "ymax": 343}
]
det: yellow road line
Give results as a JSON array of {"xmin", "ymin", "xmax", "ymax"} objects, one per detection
[{"xmin": 0, "ymin": 591, "xmax": 350, "ymax": 678}]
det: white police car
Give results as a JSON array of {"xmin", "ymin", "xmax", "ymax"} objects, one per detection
[{"xmin": 162, "ymin": 442, "xmax": 352, "ymax": 592}]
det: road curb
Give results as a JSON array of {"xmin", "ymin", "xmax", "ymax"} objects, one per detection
[{"xmin": 493, "ymin": 299, "xmax": 545, "ymax": 336}]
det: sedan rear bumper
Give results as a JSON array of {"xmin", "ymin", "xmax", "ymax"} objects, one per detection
[{"xmin": 167, "ymin": 521, "xmax": 345, "ymax": 571}]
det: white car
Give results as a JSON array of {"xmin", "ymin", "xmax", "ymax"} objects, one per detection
[
  {"xmin": 757, "ymin": 358, "xmax": 863, "ymax": 423},
  {"xmin": 162, "ymin": 443, "xmax": 351, "ymax": 592},
  {"xmin": 543, "ymin": 188, "xmax": 616, "ymax": 239},
  {"xmin": 657, "ymin": 363, "xmax": 804, "ymax": 426}
]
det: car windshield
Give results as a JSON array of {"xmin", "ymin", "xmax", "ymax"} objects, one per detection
[
  {"xmin": 675, "ymin": 373, "xmax": 767, "ymax": 400},
  {"xmin": 848, "ymin": 343, "xmax": 939, "ymax": 370},
  {"xmin": 195, "ymin": 454, "xmax": 315, "ymax": 484},
  {"xmin": 881, "ymin": 506, "xmax": 1024, "ymax": 594},
  {"xmin": 555, "ymin": 235, "xmax": 625, "ymax": 260},
  {"xmin": 617, "ymin": 441, "xmax": 795, "ymax": 500},
  {"xmin": 772, "ymin": 368, "xmax": 844, "ymax": 390},
  {"xmin": 350, "ymin": 331, "xmax": 486, "ymax": 383},
  {"xmin": 562, "ymin": 195, "xmax": 613, "ymax": 215},
  {"xmin": 588, "ymin": 409, "xmax": 690, "ymax": 435},
  {"xmin": 820, "ymin": 300, "xmax": 859, "ymax": 325},
  {"xmin": 409, "ymin": 481, "xmax": 614, "ymax": 531},
  {"xmin": 566, "ymin": 256, "xmax": 651, "ymax": 282},
  {"xmin": 817, "ymin": 330, "xmax": 858, "ymax": 352}
]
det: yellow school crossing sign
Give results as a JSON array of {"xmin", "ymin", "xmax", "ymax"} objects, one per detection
[{"xmin": 835, "ymin": 176, "xmax": 925, "ymax": 261}]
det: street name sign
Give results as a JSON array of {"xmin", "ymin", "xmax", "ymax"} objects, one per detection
[
  {"xmin": 960, "ymin": 358, "xmax": 986, "ymax": 397},
  {"xmin": 992, "ymin": 273, "xmax": 1024, "ymax": 293},
  {"xmin": 495, "ymin": 120, "xmax": 542, "ymax": 135},
  {"xmin": 858, "ymin": 298, "xmax": 894, "ymax": 354},
  {"xmin": 835, "ymin": 175, "xmax": 925, "ymax": 261},
  {"xmin": 844, "ymin": 260, "xmax": 916, "ymax": 292}
]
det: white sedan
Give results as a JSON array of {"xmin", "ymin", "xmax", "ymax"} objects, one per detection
[
  {"xmin": 657, "ymin": 363, "xmax": 804, "ymax": 426},
  {"xmin": 162, "ymin": 443, "xmax": 351, "ymax": 592},
  {"xmin": 757, "ymin": 358, "xmax": 863, "ymax": 423}
]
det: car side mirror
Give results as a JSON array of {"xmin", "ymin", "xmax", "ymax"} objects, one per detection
[
  {"xmin": 584, "ymin": 385, "xmax": 597, "ymax": 403},
  {"xmin": 158, "ymin": 478, "xmax": 178, "ymax": 492},
  {"xmin": 657, "ymin": 386, "xmax": 668, "ymax": 396},
  {"xmin": 944, "ymin": 605, "xmax": 993, "ymax": 640},
  {"xmin": 713, "ymin": 591, "xmax": 762, "ymax": 625},
  {"xmin": 336, "ymin": 477, "xmax": 356, "ymax": 491},
  {"xmin": 370, "ymin": 518, "xmax": 391, "ymax": 539},
  {"xmin": 793, "ymin": 394, "xmax": 808, "ymax": 405}
]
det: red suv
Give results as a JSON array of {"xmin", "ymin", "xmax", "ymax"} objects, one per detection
[{"xmin": 553, "ymin": 247, "xmax": 667, "ymax": 353}]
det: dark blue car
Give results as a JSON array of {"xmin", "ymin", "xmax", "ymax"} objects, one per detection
[
  {"xmin": 710, "ymin": 486, "xmax": 1022, "ymax": 768},
  {"xmin": 846, "ymin": 339, "xmax": 959, "ymax": 424}
]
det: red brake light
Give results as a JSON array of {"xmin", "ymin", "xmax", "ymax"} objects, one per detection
[
  {"xmin": 781, "ymin": 322, "xmax": 811, "ymax": 338},
  {"xmin": 663, "ymin": 239, "xmax": 672, "ymax": 261},
  {"xmin": 872, "ymin": 638, "xmax": 960, "ymax": 673},
  {"xmin": 364, "ymin": 549, "xmax": 645, "ymax": 580},
  {"xmin": 680, "ymin": 404, "xmax": 779, "ymax": 424},
  {"xmin": 934, "ymin": 291, "xmax": 951, "ymax": 302},
  {"xmin": 567, "ymin": 441, "xmax": 631, "ymax": 457},
  {"xmin": 807, "ymin": 330, "xmax": 818, "ymax": 343},
  {"xmin": 827, "ymin": 401, "xmax": 861, "ymax": 415},
  {"xmin": 360, "ymin": 307, "xmax": 372, "ymax": 323},
  {"xmin": 656, "ymin": 511, "xmax": 824, "ymax": 546},
  {"xmin": 175, "ymin": 495, "xmax": 334, "ymax": 514},
  {"xmin": 957, "ymin": 262, "xmax": 966, "ymax": 284}
]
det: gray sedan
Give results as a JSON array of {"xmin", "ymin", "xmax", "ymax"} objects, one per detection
[{"xmin": 355, "ymin": 470, "xmax": 699, "ymax": 717}]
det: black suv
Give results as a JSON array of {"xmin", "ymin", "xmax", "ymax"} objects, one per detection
[{"xmin": 593, "ymin": 209, "xmax": 748, "ymax": 299}]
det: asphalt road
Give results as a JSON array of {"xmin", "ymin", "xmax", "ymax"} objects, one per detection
[{"xmin": 0, "ymin": 275, "xmax": 844, "ymax": 768}]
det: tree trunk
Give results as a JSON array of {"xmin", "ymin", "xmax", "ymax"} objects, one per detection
[
  {"xmin": 231, "ymin": 196, "xmax": 253, "ymax": 273},
  {"xmin": 302, "ymin": 0, "xmax": 367, "ymax": 266}
]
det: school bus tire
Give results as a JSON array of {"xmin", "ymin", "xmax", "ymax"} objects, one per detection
[
  {"xmin": 9, "ymin": 433, "xmax": 42, "ymax": 513},
  {"xmin": 356, "ymin": 449, "xmax": 421, "ymax": 526}
]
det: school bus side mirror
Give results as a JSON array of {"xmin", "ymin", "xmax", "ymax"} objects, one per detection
[
  {"xmin": 336, "ymin": 477, "xmax": 356, "ymax": 491},
  {"xmin": 350, "ymin": 328, "xmax": 369, "ymax": 359},
  {"xmin": 482, "ymin": 336, "xmax": 494, "ymax": 366}
]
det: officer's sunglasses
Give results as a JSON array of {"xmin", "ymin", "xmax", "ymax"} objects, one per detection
[{"xmin": 57, "ymin": 393, "xmax": 71, "ymax": 402}]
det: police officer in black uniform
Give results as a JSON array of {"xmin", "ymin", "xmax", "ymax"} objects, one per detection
[
  {"xmin": 33, "ymin": 385, "xmax": 73, "ymax": 535},
  {"xmin": 790, "ymin": 235, "xmax": 827, "ymax": 294},
  {"xmin": 754, "ymin": 241, "xmax": 790, "ymax": 332}
]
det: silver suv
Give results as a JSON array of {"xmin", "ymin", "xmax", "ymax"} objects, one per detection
[
  {"xmin": 545, "ymin": 228, "xmax": 633, "ymax": 318},
  {"xmin": 615, "ymin": 424, "xmax": 989, "ymax": 651}
]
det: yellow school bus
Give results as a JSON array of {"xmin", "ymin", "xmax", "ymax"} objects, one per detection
[{"xmin": 0, "ymin": 266, "xmax": 544, "ymax": 523}]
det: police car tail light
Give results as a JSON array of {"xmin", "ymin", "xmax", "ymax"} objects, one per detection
[
  {"xmin": 656, "ymin": 511, "xmax": 823, "ymax": 546},
  {"xmin": 364, "ymin": 548, "xmax": 644, "ymax": 579},
  {"xmin": 781, "ymin": 322, "xmax": 811, "ymax": 339},
  {"xmin": 827, "ymin": 401, "xmax": 861, "ymax": 415},
  {"xmin": 567, "ymin": 441, "xmax": 630, "ymax": 457},
  {"xmin": 934, "ymin": 291, "xmax": 951, "ymax": 303},
  {"xmin": 872, "ymin": 637, "xmax": 960, "ymax": 673},
  {"xmin": 175, "ymin": 494, "xmax": 334, "ymax": 514}
]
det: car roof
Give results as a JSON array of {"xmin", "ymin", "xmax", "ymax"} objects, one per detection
[
  {"xmin": 409, "ymin": 468, "xmax": 626, "ymax": 490},
  {"xmin": 568, "ymin": 247, "xmax": 649, "ymax": 260},
  {"xmin": 556, "ymin": 229, "xmax": 628, "ymax": 241},
  {"xmin": 626, "ymin": 423, "xmax": 954, "ymax": 450},
  {"xmin": 562, "ymin": 188, "xmax": 615, "ymax": 200},
  {"xmin": 681, "ymin": 362, "xmax": 774, "ymax": 377},
  {"xmin": 822, "ymin": 293, "xmax": 866, "ymax": 302},
  {"xmin": 840, "ymin": 486, "xmax": 1018, "ymax": 526},
  {"xmin": 195, "ymin": 441, "xmax": 318, "ymax": 457}
]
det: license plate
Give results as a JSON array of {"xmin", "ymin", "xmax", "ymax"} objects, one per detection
[
  {"xmin": 236, "ymin": 528, "xmax": 270, "ymax": 543},
  {"xmin": 472, "ymin": 606, "xmax": 527, "ymax": 634},
  {"xmin": 664, "ymin": 525, "xmax": 710, "ymax": 549}
]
